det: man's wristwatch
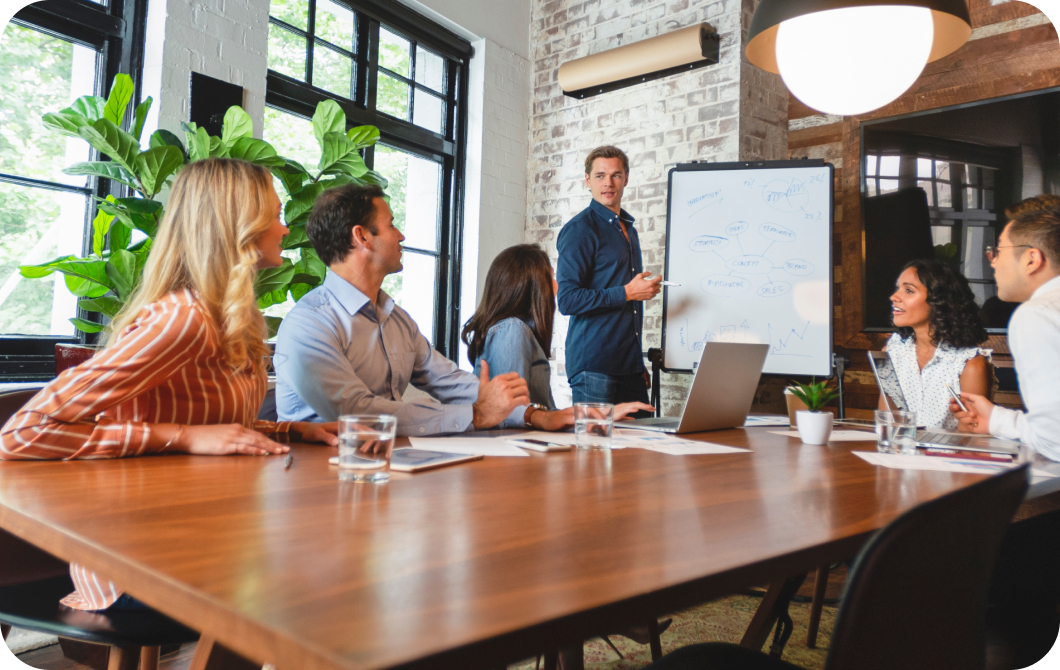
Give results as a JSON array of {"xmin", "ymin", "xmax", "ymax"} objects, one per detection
[{"xmin": 524, "ymin": 403, "xmax": 547, "ymax": 428}]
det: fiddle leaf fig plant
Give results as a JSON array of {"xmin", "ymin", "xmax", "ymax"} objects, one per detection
[
  {"xmin": 22, "ymin": 74, "xmax": 385, "ymax": 338},
  {"xmin": 788, "ymin": 379, "xmax": 839, "ymax": 413},
  {"xmin": 254, "ymin": 99, "xmax": 388, "ymax": 337}
]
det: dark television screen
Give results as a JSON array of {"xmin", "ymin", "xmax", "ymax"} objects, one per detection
[{"xmin": 861, "ymin": 89, "xmax": 1060, "ymax": 331}]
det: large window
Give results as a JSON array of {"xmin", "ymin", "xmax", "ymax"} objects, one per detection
[
  {"xmin": 0, "ymin": 0, "xmax": 147, "ymax": 377},
  {"xmin": 0, "ymin": 26, "xmax": 98, "ymax": 337},
  {"xmin": 264, "ymin": 0, "xmax": 470, "ymax": 357}
]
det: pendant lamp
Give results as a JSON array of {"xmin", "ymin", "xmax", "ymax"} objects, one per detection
[{"xmin": 746, "ymin": 1, "xmax": 972, "ymax": 116}]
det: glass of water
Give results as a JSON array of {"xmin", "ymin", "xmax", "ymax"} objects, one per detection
[
  {"xmin": 875, "ymin": 410, "xmax": 917, "ymax": 455},
  {"xmin": 338, "ymin": 415, "xmax": 397, "ymax": 482},
  {"xmin": 574, "ymin": 403, "xmax": 614, "ymax": 450}
]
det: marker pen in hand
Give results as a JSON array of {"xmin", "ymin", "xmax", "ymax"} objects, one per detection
[{"xmin": 659, "ymin": 281, "xmax": 682, "ymax": 287}]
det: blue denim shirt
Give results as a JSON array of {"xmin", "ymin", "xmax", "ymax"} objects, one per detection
[
  {"xmin": 556, "ymin": 198, "xmax": 646, "ymax": 380},
  {"xmin": 473, "ymin": 317, "xmax": 557, "ymax": 411}
]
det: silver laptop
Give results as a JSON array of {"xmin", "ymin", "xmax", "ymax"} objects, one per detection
[
  {"xmin": 866, "ymin": 350, "xmax": 1020, "ymax": 456},
  {"xmin": 628, "ymin": 342, "xmax": 769, "ymax": 434}
]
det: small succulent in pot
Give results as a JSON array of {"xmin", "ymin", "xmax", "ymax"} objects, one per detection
[
  {"xmin": 788, "ymin": 379, "xmax": 839, "ymax": 446},
  {"xmin": 787, "ymin": 378, "xmax": 839, "ymax": 413}
]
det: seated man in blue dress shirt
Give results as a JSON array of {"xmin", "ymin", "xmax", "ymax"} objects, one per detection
[
  {"xmin": 274, "ymin": 184, "xmax": 529, "ymax": 436},
  {"xmin": 557, "ymin": 145, "xmax": 661, "ymax": 409}
]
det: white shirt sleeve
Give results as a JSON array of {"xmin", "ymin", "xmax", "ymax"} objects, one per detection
[{"xmin": 989, "ymin": 300, "xmax": 1060, "ymax": 461}]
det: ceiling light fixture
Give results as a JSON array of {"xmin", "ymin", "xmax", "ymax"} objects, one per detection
[{"xmin": 746, "ymin": 1, "xmax": 972, "ymax": 116}]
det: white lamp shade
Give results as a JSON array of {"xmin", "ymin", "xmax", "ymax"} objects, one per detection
[{"xmin": 775, "ymin": 5, "xmax": 935, "ymax": 116}]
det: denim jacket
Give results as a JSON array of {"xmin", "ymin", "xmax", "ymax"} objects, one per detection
[{"xmin": 473, "ymin": 317, "xmax": 556, "ymax": 410}]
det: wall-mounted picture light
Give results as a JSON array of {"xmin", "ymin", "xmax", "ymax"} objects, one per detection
[
  {"xmin": 559, "ymin": 23, "xmax": 720, "ymax": 100},
  {"xmin": 746, "ymin": 0, "xmax": 972, "ymax": 116}
]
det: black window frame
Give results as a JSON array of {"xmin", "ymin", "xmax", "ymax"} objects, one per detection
[
  {"xmin": 265, "ymin": 0, "xmax": 471, "ymax": 360},
  {"xmin": 0, "ymin": 0, "xmax": 148, "ymax": 379}
]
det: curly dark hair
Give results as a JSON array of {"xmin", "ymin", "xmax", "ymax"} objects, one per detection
[{"xmin": 894, "ymin": 259, "xmax": 988, "ymax": 349}]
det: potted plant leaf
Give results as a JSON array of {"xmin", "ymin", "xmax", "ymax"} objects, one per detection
[
  {"xmin": 788, "ymin": 379, "xmax": 839, "ymax": 445},
  {"xmin": 254, "ymin": 99, "xmax": 388, "ymax": 337},
  {"xmin": 23, "ymin": 74, "xmax": 385, "ymax": 368}
]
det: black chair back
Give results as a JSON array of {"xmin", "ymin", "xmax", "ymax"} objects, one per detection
[{"xmin": 826, "ymin": 464, "xmax": 1030, "ymax": 670}]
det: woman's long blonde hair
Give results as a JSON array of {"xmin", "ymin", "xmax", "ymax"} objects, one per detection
[{"xmin": 104, "ymin": 158, "xmax": 275, "ymax": 372}]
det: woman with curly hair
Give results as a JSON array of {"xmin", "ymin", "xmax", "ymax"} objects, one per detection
[{"xmin": 881, "ymin": 258, "xmax": 991, "ymax": 429}]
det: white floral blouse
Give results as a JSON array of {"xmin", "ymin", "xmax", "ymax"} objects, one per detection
[{"xmin": 882, "ymin": 333, "xmax": 991, "ymax": 430}]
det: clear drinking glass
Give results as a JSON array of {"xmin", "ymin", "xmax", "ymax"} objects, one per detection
[
  {"xmin": 875, "ymin": 410, "xmax": 917, "ymax": 455},
  {"xmin": 338, "ymin": 415, "xmax": 397, "ymax": 482},
  {"xmin": 574, "ymin": 403, "xmax": 614, "ymax": 450}
]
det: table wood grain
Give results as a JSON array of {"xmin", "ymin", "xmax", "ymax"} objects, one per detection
[{"xmin": 0, "ymin": 426, "xmax": 1052, "ymax": 670}]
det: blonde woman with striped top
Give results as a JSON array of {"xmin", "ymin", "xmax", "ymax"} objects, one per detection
[{"xmin": 0, "ymin": 158, "xmax": 338, "ymax": 609}]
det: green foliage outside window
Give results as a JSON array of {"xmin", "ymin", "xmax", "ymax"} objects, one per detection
[{"xmin": 0, "ymin": 25, "xmax": 85, "ymax": 335}]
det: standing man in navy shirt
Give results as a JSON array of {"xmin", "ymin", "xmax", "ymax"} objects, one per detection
[{"xmin": 557, "ymin": 145, "xmax": 661, "ymax": 407}]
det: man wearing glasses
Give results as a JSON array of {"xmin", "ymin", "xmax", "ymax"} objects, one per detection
[
  {"xmin": 952, "ymin": 197, "xmax": 1060, "ymax": 667},
  {"xmin": 951, "ymin": 195, "xmax": 1060, "ymax": 460}
]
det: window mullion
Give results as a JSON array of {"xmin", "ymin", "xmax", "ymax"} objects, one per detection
[
  {"xmin": 366, "ymin": 19, "xmax": 380, "ymax": 112},
  {"xmin": 306, "ymin": 0, "xmax": 317, "ymax": 87}
]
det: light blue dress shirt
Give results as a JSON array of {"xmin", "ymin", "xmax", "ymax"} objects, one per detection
[{"xmin": 275, "ymin": 271, "xmax": 524, "ymax": 435}]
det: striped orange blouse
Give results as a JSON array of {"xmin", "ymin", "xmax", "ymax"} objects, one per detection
[{"xmin": 0, "ymin": 289, "xmax": 292, "ymax": 609}]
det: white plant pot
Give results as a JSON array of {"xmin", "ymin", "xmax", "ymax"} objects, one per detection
[{"xmin": 796, "ymin": 410, "xmax": 833, "ymax": 446}]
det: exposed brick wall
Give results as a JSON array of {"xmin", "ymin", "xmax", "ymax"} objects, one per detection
[
  {"xmin": 141, "ymin": 0, "xmax": 271, "ymax": 140},
  {"xmin": 527, "ymin": 0, "xmax": 787, "ymax": 413}
]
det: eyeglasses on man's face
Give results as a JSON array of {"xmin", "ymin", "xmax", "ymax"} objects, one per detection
[{"xmin": 985, "ymin": 245, "xmax": 1033, "ymax": 262}]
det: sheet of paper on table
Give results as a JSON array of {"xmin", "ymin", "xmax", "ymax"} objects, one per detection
[
  {"xmin": 743, "ymin": 415, "xmax": 792, "ymax": 427},
  {"xmin": 611, "ymin": 429, "xmax": 750, "ymax": 455},
  {"xmin": 852, "ymin": 450, "xmax": 1057, "ymax": 480},
  {"xmin": 506, "ymin": 430, "xmax": 749, "ymax": 455},
  {"xmin": 407, "ymin": 436, "xmax": 529, "ymax": 457},
  {"xmin": 770, "ymin": 430, "xmax": 876, "ymax": 442}
]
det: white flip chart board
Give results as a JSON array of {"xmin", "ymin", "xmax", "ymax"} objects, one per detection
[{"xmin": 662, "ymin": 161, "xmax": 834, "ymax": 376}]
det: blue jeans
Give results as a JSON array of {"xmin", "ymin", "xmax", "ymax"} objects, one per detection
[{"xmin": 569, "ymin": 371, "xmax": 651, "ymax": 417}]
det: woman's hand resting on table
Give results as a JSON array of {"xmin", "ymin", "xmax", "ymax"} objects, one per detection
[
  {"xmin": 172, "ymin": 424, "xmax": 288, "ymax": 456},
  {"xmin": 528, "ymin": 402, "xmax": 656, "ymax": 431},
  {"xmin": 614, "ymin": 402, "xmax": 656, "ymax": 421},
  {"xmin": 165, "ymin": 421, "xmax": 338, "ymax": 456}
]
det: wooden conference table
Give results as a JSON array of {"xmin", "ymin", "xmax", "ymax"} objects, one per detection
[{"xmin": 1, "ymin": 425, "xmax": 1058, "ymax": 670}]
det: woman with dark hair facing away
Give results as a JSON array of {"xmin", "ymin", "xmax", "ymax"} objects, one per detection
[
  {"xmin": 881, "ymin": 259, "xmax": 991, "ymax": 429},
  {"xmin": 463, "ymin": 244, "xmax": 653, "ymax": 431},
  {"xmin": 0, "ymin": 158, "xmax": 338, "ymax": 610}
]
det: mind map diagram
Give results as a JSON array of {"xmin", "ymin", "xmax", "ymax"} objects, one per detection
[{"xmin": 675, "ymin": 175, "xmax": 824, "ymax": 359}]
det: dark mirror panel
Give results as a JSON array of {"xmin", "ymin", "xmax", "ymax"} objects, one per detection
[{"xmin": 862, "ymin": 89, "xmax": 1060, "ymax": 332}]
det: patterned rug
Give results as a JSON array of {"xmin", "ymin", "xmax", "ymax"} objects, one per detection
[{"xmin": 509, "ymin": 594, "xmax": 837, "ymax": 670}]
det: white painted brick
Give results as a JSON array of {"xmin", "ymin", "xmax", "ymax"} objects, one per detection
[{"xmin": 528, "ymin": 0, "xmax": 787, "ymax": 411}]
